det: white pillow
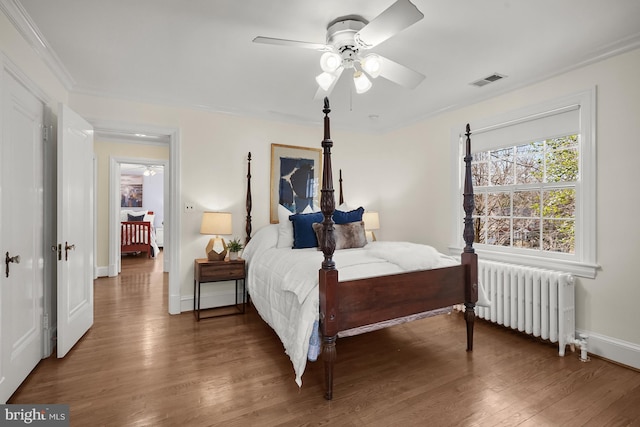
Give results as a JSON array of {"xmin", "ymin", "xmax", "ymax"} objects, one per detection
[
  {"xmin": 301, "ymin": 203, "xmax": 320, "ymax": 213},
  {"xmin": 276, "ymin": 204, "xmax": 294, "ymax": 248},
  {"xmin": 144, "ymin": 213, "xmax": 155, "ymax": 225}
]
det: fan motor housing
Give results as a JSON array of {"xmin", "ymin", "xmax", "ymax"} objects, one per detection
[
  {"xmin": 326, "ymin": 19, "xmax": 368, "ymax": 67},
  {"xmin": 326, "ymin": 19, "xmax": 366, "ymax": 55}
]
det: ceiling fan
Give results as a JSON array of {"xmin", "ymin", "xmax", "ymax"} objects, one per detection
[
  {"xmin": 121, "ymin": 164, "xmax": 163, "ymax": 176},
  {"xmin": 253, "ymin": 0, "xmax": 426, "ymax": 99}
]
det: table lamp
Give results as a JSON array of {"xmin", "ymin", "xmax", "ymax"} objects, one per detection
[
  {"xmin": 362, "ymin": 211, "xmax": 380, "ymax": 242},
  {"xmin": 200, "ymin": 211, "xmax": 232, "ymax": 261}
]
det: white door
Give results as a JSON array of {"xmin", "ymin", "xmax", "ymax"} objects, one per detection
[
  {"xmin": 0, "ymin": 69, "xmax": 45, "ymax": 402},
  {"xmin": 56, "ymin": 104, "xmax": 94, "ymax": 358}
]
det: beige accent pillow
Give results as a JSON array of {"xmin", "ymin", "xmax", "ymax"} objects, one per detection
[{"xmin": 312, "ymin": 221, "xmax": 367, "ymax": 250}]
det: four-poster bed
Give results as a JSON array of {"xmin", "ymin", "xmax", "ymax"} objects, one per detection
[{"xmin": 242, "ymin": 98, "xmax": 478, "ymax": 400}]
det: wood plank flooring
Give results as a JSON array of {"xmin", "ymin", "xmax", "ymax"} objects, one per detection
[{"xmin": 9, "ymin": 252, "xmax": 640, "ymax": 426}]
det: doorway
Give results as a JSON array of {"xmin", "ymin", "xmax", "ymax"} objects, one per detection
[
  {"xmin": 93, "ymin": 122, "xmax": 181, "ymax": 315},
  {"xmin": 118, "ymin": 160, "xmax": 167, "ymax": 270}
]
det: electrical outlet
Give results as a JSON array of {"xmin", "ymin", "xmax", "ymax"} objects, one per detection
[{"xmin": 184, "ymin": 203, "xmax": 195, "ymax": 213}]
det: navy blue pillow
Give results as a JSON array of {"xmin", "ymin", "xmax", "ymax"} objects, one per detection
[
  {"xmin": 289, "ymin": 212, "xmax": 323, "ymax": 249},
  {"xmin": 333, "ymin": 207, "xmax": 364, "ymax": 224},
  {"xmin": 127, "ymin": 213, "xmax": 146, "ymax": 222}
]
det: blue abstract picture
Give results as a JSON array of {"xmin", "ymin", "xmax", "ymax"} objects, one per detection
[
  {"xmin": 279, "ymin": 157, "xmax": 315, "ymax": 213},
  {"xmin": 271, "ymin": 144, "xmax": 321, "ymax": 223}
]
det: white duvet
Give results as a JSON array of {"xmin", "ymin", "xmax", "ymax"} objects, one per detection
[{"xmin": 243, "ymin": 224, "xmax": 459, "ymax": 387}]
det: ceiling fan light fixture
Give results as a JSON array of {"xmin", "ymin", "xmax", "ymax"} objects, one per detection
[
  {"xmin": 253, "ymin": 0, "xmax": 427, "ymax": 98},
  {"xmin": 316, "ymin": 71, "xmax": 338, "ymax": 91},
  {"xmin": 320, "ymin": 52, "xmax": 342, "ymax": 73},
  {"xmin": 353, "ymin": 70, "xmax": 372, "ymax": 94},
  {"xmin": 361, "ymin": 54, "xmax": 382, "ymax": 78}
]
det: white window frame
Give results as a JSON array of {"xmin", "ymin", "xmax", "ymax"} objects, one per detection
[{"xmin": 450, "ymin": 88, "xmax": 598, "ymax": 278}]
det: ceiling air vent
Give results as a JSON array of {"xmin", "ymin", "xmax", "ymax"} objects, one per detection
[{"xmin": 471, "ymin": 73, "xmax": 507, "ymax": 87}]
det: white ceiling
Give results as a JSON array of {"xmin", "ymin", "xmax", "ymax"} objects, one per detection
[
  {"xmin": 8, "ymin": 0, "xmax": 640, "ymax": 133},
  {"xmin": 120, "ymin": 163, "xmax": 164, "ymax": 175}
]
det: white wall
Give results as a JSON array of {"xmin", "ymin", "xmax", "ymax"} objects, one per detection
[{"xmin": 142, "ymin": 169, "xmax": 164, "ymax": 228}]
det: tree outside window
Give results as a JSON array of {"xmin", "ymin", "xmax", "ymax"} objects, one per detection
[{"xmin": 472, "ymin": 135, "xmax": 578, "ymax": 254}]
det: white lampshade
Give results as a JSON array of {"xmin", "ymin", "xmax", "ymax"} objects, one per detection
[
  {"xmin": 200, "ymin": 212, "xmax": 232, "ymax": 261},
  {"xmin": 353, "ymin": 70, "xmax": 372, "ymax": 94},
  {"xmin": 361, "ymin": 54, "xmax": 382, "ymax": 78},
  {"xmin": 200, "ymin": 212, "xmax": 232, "ymax": 235},
  {"xmin": 363, "ymin": 211, "xmax": 380, "ymax": 242},
  {"xmin": 363, "ymin": 212, "xmax": 380, "ymax": 230},
  {"xmin": 316, "ymin": 71, "xmax": 338, "ymax": 91},
  {"xmin": 320, "ymin": 52, "xmax": 342, "ymax": 73}
]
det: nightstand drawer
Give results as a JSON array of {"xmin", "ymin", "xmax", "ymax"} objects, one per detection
[{"xmin": 198, "ymin": 261, "xmax": 245, "ymax": 281}]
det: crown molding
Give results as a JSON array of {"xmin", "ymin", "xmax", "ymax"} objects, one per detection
[{"xmin": 0, "ymin": 0, "xmax": 75, "ymax": 90}]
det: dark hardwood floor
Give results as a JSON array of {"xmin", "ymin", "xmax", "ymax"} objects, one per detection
[{"xmin": 9, "ymin": 251, "xmax": 640, "ymax": 426}]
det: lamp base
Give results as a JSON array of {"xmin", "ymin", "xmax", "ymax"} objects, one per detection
[{"xmin": 206, "ymin": 237, "xmax": 227, "ymax": 261}]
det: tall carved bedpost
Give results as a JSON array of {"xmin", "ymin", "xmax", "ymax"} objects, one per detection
[
  {"xmin": 318, "ymin": 97, "xmax": 338, "ymax": 400},
  {"xmin": 246, "ymin": 152, "xmax": 252, "ymax": 245},
  {"xmin": 461, "ymin": 123, "xmax": 478, "ymax": 351}
]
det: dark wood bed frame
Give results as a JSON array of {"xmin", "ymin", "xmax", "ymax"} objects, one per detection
[{"xmin": 245, "ymin": 98, "xmax": 477, "ymax": 400}]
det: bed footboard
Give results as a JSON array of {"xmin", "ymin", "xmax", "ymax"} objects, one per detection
[{"xmin": 121, "ymin": 221, "xmax": 152, "ymax": 257}]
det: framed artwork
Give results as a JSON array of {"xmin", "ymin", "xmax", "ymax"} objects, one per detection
[
  {"xmin": 270, "ymin": 143, "xmax": 322, "ymax": 223},
  {"xmin": 121, "ymin": 174, "xmax": 143, "ymax": 207}
]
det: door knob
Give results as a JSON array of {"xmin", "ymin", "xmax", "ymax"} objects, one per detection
[
  {"xmin": 65, "ymin": 242, "xmax": 75, "ymax": 261},
  {"xmin": 5, "ymin": 251, "xmax": 20, "ymax": 278}
]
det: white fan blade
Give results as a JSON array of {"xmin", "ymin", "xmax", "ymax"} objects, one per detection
[
  {"xmin": 355, "ymin": 0, "xmax": 424, "ymax": 49},
  {"xmin": 253, "ymin": 36, "xmax": 331, "ymax": 51},
  {"xmin": 376, "ymin": 55, "xmax": 425, "ymax": 89},
  {"xmin": 314, "ymin": 67, "xmax": 344, "ymax": 100}
]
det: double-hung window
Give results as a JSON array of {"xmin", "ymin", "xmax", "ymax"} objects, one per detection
[{"xmin": 451, "ymin": 89, "xmax": 598, "ymax": 277}]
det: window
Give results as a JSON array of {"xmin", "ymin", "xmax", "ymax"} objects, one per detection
[
  {"xmin": 450, "ymin": 89, "xmax": 598, "ymax": 277},
  {"xmin": 473, "ymin": 134, "xmax": 578, "ymax": 253}
]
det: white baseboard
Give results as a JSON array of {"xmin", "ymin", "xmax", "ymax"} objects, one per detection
[
  {"xmin": 95, "ymin": 264, "xmax": 120, "ymax": 278},
  {"xmin": 576, "ymin": 328, "xmax": 640, "ymax": 370},
  {"xmin": 95, "ymin": 265, "xmax": 110, "ymax": 278},
  {"xmin": 108, "ymin": 263, "xmax": 118, "ymax": 277}
]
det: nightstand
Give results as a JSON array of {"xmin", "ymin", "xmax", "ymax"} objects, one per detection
[{"xmin": 193, "ymin": 258, "xmax": 246, "ymax": 320}]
